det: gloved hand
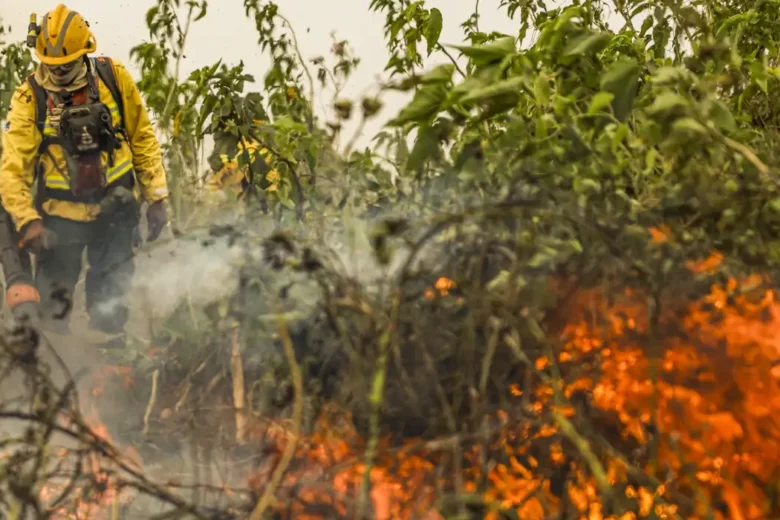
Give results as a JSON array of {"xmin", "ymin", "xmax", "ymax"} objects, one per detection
[
  {"xmin": 19, "ymin": 220, "xmax": 54, "ymax": 254},
  {"xmin": 146, "ymin": 200, "xmax": 168, "ymax": 242}
]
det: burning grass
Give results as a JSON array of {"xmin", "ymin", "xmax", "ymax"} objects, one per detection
[
  {"xmin": 1, "ymin": 227, "xmax": 778, "ymax": 519},
  {"xmin": 44, "ymin": 259, "xmax": 775, "ymax": 519}
]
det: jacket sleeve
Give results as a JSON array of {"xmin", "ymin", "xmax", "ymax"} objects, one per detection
[
  {"xmin": 112, "ymin": 59, "xmax": 169, "ymax": 204},
  {"xmin": 0, "ymin": 84, "xmax": 43, "ymax": 231}
]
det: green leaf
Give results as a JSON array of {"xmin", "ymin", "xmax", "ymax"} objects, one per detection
[
  {"xmin": 611, "ymin": 123, "xmax": 629, "ymax": 153},
  {"xmin": 388, "ymin": 84, "xmax": 448, "ymax": 126},
  {"xmin": 588, "ymin": 91, "xmax": 614, "ymax": 114},
  {"xmin": 646, "ymin": 92, "xmax": 690, "ymax": 117},
  {"xmin": 395, "ymin": 133, "xmax": 410, "ymax": 165},
  {"xmin": 450, "ymin": 76, "xmax": 489, "ymax": 97},
  {"xmin": 644, "ymin": 149, "xmax": 658, "ymax": 174},
  {"xmin": 651, "ymin": 66, "xmax": 692, "ymax": 86},
  {"xmin": 145, "ymin": 6, "xmax": 160, "ymax": 31},
  {"xmin": 749, "ymin": 60, "xmax": 769, "ymax": 94},
  {"xmin": 386, "ymin": 76, "xmax": 422, "ymax": 91},
  {"xmin": 562, "ymin": 31, "xmax": 612, "ymax": 57},
  {"xmin": 449, "ymin": 36, "xmax": 517, "ymax": 67},
  {"xmin": 425, "ymin": 8, "xmax": 443, "ymax": 56},
  {"xmin": 527, "ymin": 252, "xmax": 550, "ymax": 268},
  {"xmin": 768, "ymin": 197, "xmax": 780, "ymax": 213},
  {"xmin": 533, "ymin": 75, "xmax": 551, "ymax": 105},
  {"xmin": 334, "ymin": 99, "xmax": 353, "ymax": 120},
  {"xmin": 477, "ymin": 93, "xmax": 524, "ymax": 121},
  {"xmin": 274, "ymin": 115, "xmax": 308, "ymax": 133},
  {"xmin": 362, "ymin": 97, "xmax": 384, "ymax": 118},
  {"xmin": 724, "ymin": 179, "xmax": 739, "ymax": 193},
  {"xmin": 574, "ymin": 178, "xmax": 602, "ymax": 194},
  {"xmin": 407, "ymin": 126, "xmax": 439, "ymax": 171},
  {"xmin": 459, "ymin": 76, "xmax": 528, "ymax": 105},
  {"xmin": 527, "ymin": 246, "xmax": 558, "ymax": 268},
  {"xmin": 194, "ymin": 2, "xmax": 208, "ymax": 21},
  {"xmin": 639, "ymin": 15, "xmax": 654, "ymax": 37},
  {"xmin": 487, "ymin": 270, "xmax": 511, "ymax": 292},
  {"xmin": 706, "ymin": 99, "xmax": 736, "ymax": 133},
  {"xmin": 599, "ymin": 58, "xmax": 640, "ymax": 121},
  {"xmin": 671, "ymin": 117, "xmax": 708, "ymax": 136},
  {"xmin": 277, "ymin": 183, "xmax": 296, "ymax": 210},
  {"xmin": 715, "ymin": 11, "xmax": 758, "ymax": 38},
  {"xmin": 562, "ymin": 125, "xmax": 590, "ymax": 156},
  {"xmin": 420, "ymin": 64, "xmax": 455, "ymax": 84}
]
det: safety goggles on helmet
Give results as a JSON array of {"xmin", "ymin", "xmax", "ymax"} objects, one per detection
[{"xmin": 48, "ymin": 59, "xmax": 81, "ymax": 77}]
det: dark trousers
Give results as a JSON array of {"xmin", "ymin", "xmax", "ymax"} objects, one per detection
[{"xmin": 35, "ymin": 214, "xmax": 135, "ymax": 334}]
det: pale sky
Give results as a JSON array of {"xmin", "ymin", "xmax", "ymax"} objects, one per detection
[{"xmin": 2, "ymin": 0, "xmax": 528, "ymax": 149}]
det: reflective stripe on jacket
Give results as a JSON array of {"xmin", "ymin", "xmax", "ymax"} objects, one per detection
[{"xmin": 0, "ymin": 59, "xmax": 169, "ymax": 231}]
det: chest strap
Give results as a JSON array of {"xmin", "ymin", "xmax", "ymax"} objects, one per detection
[{"xmin": 26, "ymin": 57, "xmax": 133, "ymax": 205}]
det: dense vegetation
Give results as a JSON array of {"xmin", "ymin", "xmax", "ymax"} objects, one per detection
[{"xmin": 1, "ymin": 0, "xmax": 780, "ymax": 518}]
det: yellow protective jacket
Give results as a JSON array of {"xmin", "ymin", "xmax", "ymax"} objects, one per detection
[
  {"xmin": 0, "ymin": 58, "xmax": 168, "ymax": 231},
  {"xmin": 206, "ymin": 138, "xmax": 277, "ymax": 195}
]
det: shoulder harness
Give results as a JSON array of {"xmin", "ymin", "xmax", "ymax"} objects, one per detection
[
  {"xmin": 26, "ymin": 57, "xmax": 131, "ymax": 206},
  {"xmin": 27, "ymin": 57, "xmax": 126, "ymax": 138}
]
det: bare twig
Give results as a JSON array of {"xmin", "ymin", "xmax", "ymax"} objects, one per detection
[
  {"xmin": 356, "ymin": 289, "xmax": 401, "ymax": 519},
  {"xmin": 142, "ymin": 369, "xmax": 160, "ymax": 437},
  {"xmin": 0, "ymin": 411, "xmax": 210, "ymax": 518},
  {"xmin": 279, "ymin": 13, "xmax": 316, "ymax": 121},
  {"xmin": 722, "ymin": 135, "xmax": 771, "ymax": 177},
  {"xmin": 160, "ymin": 6, "xmax": 195, "ymax": 126},
  {"xmin": 437, "ymin": 43, "xmax": 467, "ymax": 77},
  {"xmin": 551, "ymin": 410, "xmax": 611, "ymax": 496},
  {"xmin": 343, "ymin": 114, "xmax": 367, "ymax": 157},
  {"xmin": 248, "ymin": 310, "xmax": 304, "ymax": 520},
  {"xmin": 230, "ymin": 327, "xmax": 248, "ymax": 443},
  {"xmin": 479, "ymin": 319, "xmax": 500, "ymax": 398},
  {"xmin": 111, "ymin": 483, "xmax": 120, "ymax": 520}
]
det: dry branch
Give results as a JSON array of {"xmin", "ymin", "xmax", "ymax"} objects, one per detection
[
  {"xmin": 248, "ymin": 310, "xmax": 304, "ymax": 520},
  {"xmin": 142, "ymin": 369, "xmax": 160, "ymax": 437},
  {"xmin": 231, "ymin": 327, "xmax": 248, "ymax": 443}
]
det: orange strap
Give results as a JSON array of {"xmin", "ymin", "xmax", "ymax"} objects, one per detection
[{"xmin": 6, "ymin": 284, "xmax": 41, "ymax": 309}]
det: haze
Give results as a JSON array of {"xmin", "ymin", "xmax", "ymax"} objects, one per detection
[{"xmin": 2, "ymin": 0, "xmax": 525, "ymax": 148}]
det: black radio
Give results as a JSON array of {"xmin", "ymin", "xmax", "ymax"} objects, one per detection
[{"xmin": 58, "ymin": 101, "xmax": 116, "ymax": 157}]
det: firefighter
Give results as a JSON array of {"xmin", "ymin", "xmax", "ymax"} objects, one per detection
[
  {"xmin": 205, "ymin": 137, "xmax": 277, "ymax": 197},
  {"xmin": 0, "ymin": 4, "xmax": 169, "ymax": 347}
]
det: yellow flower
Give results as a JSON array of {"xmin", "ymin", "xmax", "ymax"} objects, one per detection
[
  {"xmin": 287, "ymin": 87, "xmax": 297, "ymax": 99},
  {"xmin": 266, "ymin": 169, "xmax": 280, "ymax": 183},
  {"xmin": 266, "ymin": 184, "xmax": 278, "ymax": 192}
]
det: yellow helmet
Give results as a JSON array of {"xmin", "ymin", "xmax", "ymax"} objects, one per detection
[{"xmin": 34, "ymin": 4, "xmax": 96, "ymax": 66}]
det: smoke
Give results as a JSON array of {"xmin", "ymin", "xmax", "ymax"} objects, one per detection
[
  {"xmin": 92, "ymin": 203, "xmax": 416, "ymax": 326},
  {"xmin": 0, "ymin": 185, "xmax": 448, "ymax": 516},
  {"xmin": 128, "ymin": 231, "xmax": 247, "ymax": 318}
]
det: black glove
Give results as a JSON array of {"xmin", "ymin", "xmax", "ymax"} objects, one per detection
[{"xmin": 146, "ymin": 200, "xmax": 168, "ymax": 242}]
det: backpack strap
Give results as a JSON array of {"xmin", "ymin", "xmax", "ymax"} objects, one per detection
[
  {"xmin": 91, "ymin": 57, "xmax": 126, "ymax": 132},
  {"xmin": 25, "ymin": 58, "xmax": 129, "ymax": 211},
  {"xmin": 27, "ymin": 58, "xmax": 126, "ymax": 136},
  {"xmin": 27, "ymin": 73, "xmax": 48, "ymax": 138},
  {"xmin": 26, "ymin": 73, "xmax": 57, "ymax": 213}
]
